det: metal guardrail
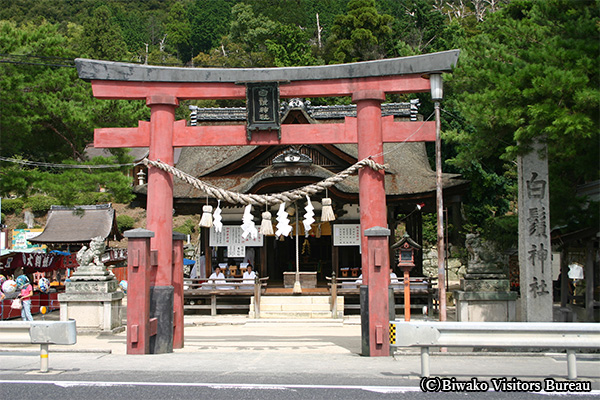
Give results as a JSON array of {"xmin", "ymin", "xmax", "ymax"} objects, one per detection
[
  {"xmin": 0, "ymin": 320, "xmax": 77, "ymax": 373},
  {"xmin": 390, "ymin": 321, "xmax": 600, "ymax": 380}
]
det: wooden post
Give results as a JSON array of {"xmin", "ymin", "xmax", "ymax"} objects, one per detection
[
  {"xmin": 404, "ymin": 269, "xmax": 411, "ymax": 321},
  {"xmin": 254, "ymin": 273, "xmax": 261, "ymax": 318},
  {"xmin": 363, "ymin": 227, "xmax": 391, "ymax": 356},
  {"xmin": 435, "ymin": 101, "xmax": 447, "ymax": 322},
  {"xmin": 355, "ymin": 90, "xmax": 390, "ymax": 357},
  {"xmin": 146, "ymin": 95, "xmax": 178, "ymax": 287},
  {"xmin": 172, "ymin": 232, "xmax": 185, "ymax": 349},
  {"xmin": 331, "ymin": 271, "xmax": 338, "ymax": 317},
  {"xmin": 124, "ymin": 229, "xmax": 154, "ymax": 354}
]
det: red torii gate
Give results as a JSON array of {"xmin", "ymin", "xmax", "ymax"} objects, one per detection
[{"xmin": 76, "ymin": 50, "xmax": 459, "ymax": 356}]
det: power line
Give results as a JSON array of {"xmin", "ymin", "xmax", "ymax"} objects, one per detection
[{"xmin": 0, "ymin": 156, "xmax": 139, "ymax": 169}]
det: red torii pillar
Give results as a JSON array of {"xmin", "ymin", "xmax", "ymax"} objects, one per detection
[{"xmin": 76, "ymin": 50, "xmax": 459, "ymax": 356}]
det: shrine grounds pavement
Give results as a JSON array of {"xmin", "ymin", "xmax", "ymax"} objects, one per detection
[{"xmin": 0, "ymin": 310, "xmax": 598, "ymax": 394}]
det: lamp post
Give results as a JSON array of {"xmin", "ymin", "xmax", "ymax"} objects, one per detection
[
  {"xmin": 391, "ymin": 233, "xmax": 421, "ymax": 321},
  {"xmin": 430, "ymin": 73, "xmax": 447, "ymax": 322}
]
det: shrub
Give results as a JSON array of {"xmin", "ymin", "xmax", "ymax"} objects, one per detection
[
  {"xmin": 174, "ymin": 219, "xmax": 196, "ymax": 236},
  {"xmin": 26, "ymin": 196, "xmax": 57, "ymax": 216},
  {"xmin": 75, "ymin": 192, "xmax": 112, "ymax": 205},
  {"xmin": 16, "ymin": 222, "xmax": 28, "ymax": 229},
  {"xmin": 117, "ymin": 215, "xmax": 136, "ymax": 232},
  {"xmin": 2, "ymin": 198, "xmax": 24, "ymax": 215},
  {"xmin": 0, "ymin": 212, "xmax": 5, "ymax": 224}
]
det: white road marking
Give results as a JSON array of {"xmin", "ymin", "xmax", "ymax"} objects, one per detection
[
  {"xmin": 0, "ymin": 380, "xmax": 597, "ymax": 395},
  {"xmin": 0, "ymin": 380, "xmax": 420, "ymax": 393}
]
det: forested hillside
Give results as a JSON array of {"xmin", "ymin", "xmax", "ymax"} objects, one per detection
[{"xmin": 1, "ymin": 0, "xmax": 598, "ymax": 244}]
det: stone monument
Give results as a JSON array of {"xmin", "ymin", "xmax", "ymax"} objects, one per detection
[
  {"xmin": 454, "ymin": 234, "xmax": 517, "ymax": 321},
  {"xmin": 517, "ymin": 140, "xmax": 552, "ymax": 321},
  {"xmin": 58, "ymin": 236, "xmax": 124, "ymax": 332}
]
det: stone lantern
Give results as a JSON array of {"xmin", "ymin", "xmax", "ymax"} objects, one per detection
[{"xmin": 392, "ymin": 233, "xmax": 421, "ymax": 321}]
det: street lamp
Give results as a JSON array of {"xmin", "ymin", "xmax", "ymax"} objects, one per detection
[
  {"xmin": 391, "ymin": 233, "xmax": 421, "ymax": 321},
  {"xmin": 430, "ymin": 74, "xmax": 443, "ymax": 101},
  {"xmin": 430, "ymin": 73, "xmax": 447, "ymax": 322}
]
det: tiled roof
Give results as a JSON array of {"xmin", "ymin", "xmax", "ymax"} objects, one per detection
[{"xmin": 28, "ymin": 204, "xmax": 122, "ymax": 244}]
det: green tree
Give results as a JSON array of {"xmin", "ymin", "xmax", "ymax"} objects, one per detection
[
  {"xmin": 265, "ymin": 22, "xmax": 318, "ymax": 67},
  {"xmin": 31, "ymin": 157, "xmax": 135, "ymax": 206},
  {"xmin": 81, "ymin": 5, "xmax": 129, "ymax": 61},
  {"xmin": 228, "ymin": 2, "xmax": 277, "ymax": 60},
  {"xmin": 0, "ymin": 19, "xmax": 148, "ymax": 161},
  {"xmin": 380, "ymin": 0, "xmax": 452, "ymax": 56},
  {"xmin": 447, "ymin": 0, "xmax": 600, "ymax": 230},
  {"xmin": 188, "ymin": 0, "xmax": 232, "ymax": 56},
  {"xmin": 165, "ymin": 1, "xmax": 192, "ymax": 62},
  {"xmin": 326, "ymin": 0, "xmax": 393, "ymax": 63}
]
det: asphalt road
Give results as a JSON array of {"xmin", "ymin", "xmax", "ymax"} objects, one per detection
[
  {"xmin": 1, "ymin": 316, "xmax": 598, "ymax": 399},
  {"xmin": 1, "ymin": 376, "xmax": 599, "ymax": 400}
]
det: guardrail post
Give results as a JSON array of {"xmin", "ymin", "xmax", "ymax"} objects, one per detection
[
  {"xmin": 172, "ymin": 232, "xmax": 185, "ymax": 349},
  {"xmin": 124, "ymin": 229, "xmax": 154, "ymax": 355},
  {"xmin": 567, "ymin": 349, "xmax": 577, "ymax": 380},
  {"xmin": 40, "ymin": 343, "xmax": 49, "ymax": 373},
  {"xmin": 421, "ymin": 347, "xmax": 430, "ymax": 377}
]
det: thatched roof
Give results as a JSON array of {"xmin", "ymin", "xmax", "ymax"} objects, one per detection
[{"xmin": 28, "ymin": 204, "xmax": 122, "ymax": 244}]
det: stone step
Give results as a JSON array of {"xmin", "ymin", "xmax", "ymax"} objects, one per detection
[
  {"xmin": 258, "ymin": 295, "xmax": 332, "ymax": 305},
  {"xmin": 259, "ymin": 303, "xmax": 331, "ymax": 312},
  {"xmin": 256, "ymin": 311, "xmax": 335, "ymax": 319},
  {"xmin": 249, "ymin": 295, "xmax": 344, "ymax": 319}
]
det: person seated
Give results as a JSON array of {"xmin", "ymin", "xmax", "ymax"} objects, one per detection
[
  {"xmin": 207, "ymin": 266, "xmax": 228, "ymax": 289},
  {"xmin": 355, "ymin": 274, "xmax": 362, "ymax": 284},
  {"xmin": 390, "ymin": 270, "xmax": 400, "ymax": 284},
  {"xmin": 242, "ymin": 264, "xmax": 256, "ymax": 286}
]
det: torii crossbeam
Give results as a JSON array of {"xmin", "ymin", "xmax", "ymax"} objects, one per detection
[{"xmin": 76, "ymin": 50, "xmax": 459, "ymax": 356}]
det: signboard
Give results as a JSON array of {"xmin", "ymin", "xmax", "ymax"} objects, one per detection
[
  {"xmin": 246, "ymin": 82, "xmax": 280, "ymax": 140},
  {"xmin": 227, "ymin": 245, "xmax": 246, "ymax": 258},
  {"xmin": 11, "ymin": 229, "xmax": 45, "ymax": 251},
  {"xmin": 0, "ymin": 252, "xmax": 61, "ymax": 273},
  {"xmin": 209, "ymin": 226, "xmax": 264, "ymax": 247},
  {"xmin": 333, "ymin": 224, "xmax": 361, "ymax": 246}
]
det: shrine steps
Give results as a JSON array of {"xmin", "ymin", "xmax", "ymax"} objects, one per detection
[{"xmin": 250, "ymin": 295, "xmax": 344, "ymax": 319}]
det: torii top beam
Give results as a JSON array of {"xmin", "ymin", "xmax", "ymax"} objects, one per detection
[
  {"xmin": 76, "ymin": 49, "xmax": 459, "ymax": 90},
  {"xmin": 75, "ymin": 50, "xmax": 459, "ymax": 148}
]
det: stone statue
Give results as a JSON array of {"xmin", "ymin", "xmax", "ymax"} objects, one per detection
[
  {"xmin": 76, "ymin": 236, "xmax": 106, "ymax": 267},
  {"xmin": 61, "ymin": 235, "xmax": 123, "ymax": 332},
  {"xmin": 455, "ymin": 233, "xmax": 517, "ymax": 322},
  {"xmin": 71, "ymin": 236, "xmax": 112, "ymax": 280},
  {"xmin": 465, "ymin": 233, "xmax": 505, "ymax": 275}
]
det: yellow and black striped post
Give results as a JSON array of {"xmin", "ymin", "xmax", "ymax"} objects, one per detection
[{"xmin": 389, "ymin": 323, "xmax": 396, "ymax": 345}]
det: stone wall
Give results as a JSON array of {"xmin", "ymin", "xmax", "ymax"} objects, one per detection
[{"xmin": 421, "ymin": 245, "xmax": 467, "ymax": 283}]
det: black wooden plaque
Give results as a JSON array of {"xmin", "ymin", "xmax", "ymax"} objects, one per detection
[{"xmin": 246, "ymin": 82, "xmax": 280, "ymax": 140}]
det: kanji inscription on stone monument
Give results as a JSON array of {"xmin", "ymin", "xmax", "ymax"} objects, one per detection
[{"xmin": 518, "ymin": 141, "xmax": 552, "ymax": 321}]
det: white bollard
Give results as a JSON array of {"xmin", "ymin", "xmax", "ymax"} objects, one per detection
[
  {"xmin": 421, "ymin": 347, "xmax": 430, "ymax": 377},
  {"xmin": 567, "ymin": 349, "xmax": 577, "ymax": 380},
  {"xmin": 40, "ymin": 343, "xmax": 49, "ymax": 373}
]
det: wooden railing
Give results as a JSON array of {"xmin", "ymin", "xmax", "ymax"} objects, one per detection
[
  {"xmin": 183, "ymin": 275, "xmax": 269, "ymax": 317},
  {"xmin": 326, "ymin": 273, "xmax": 437, "ymax": 316}
]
